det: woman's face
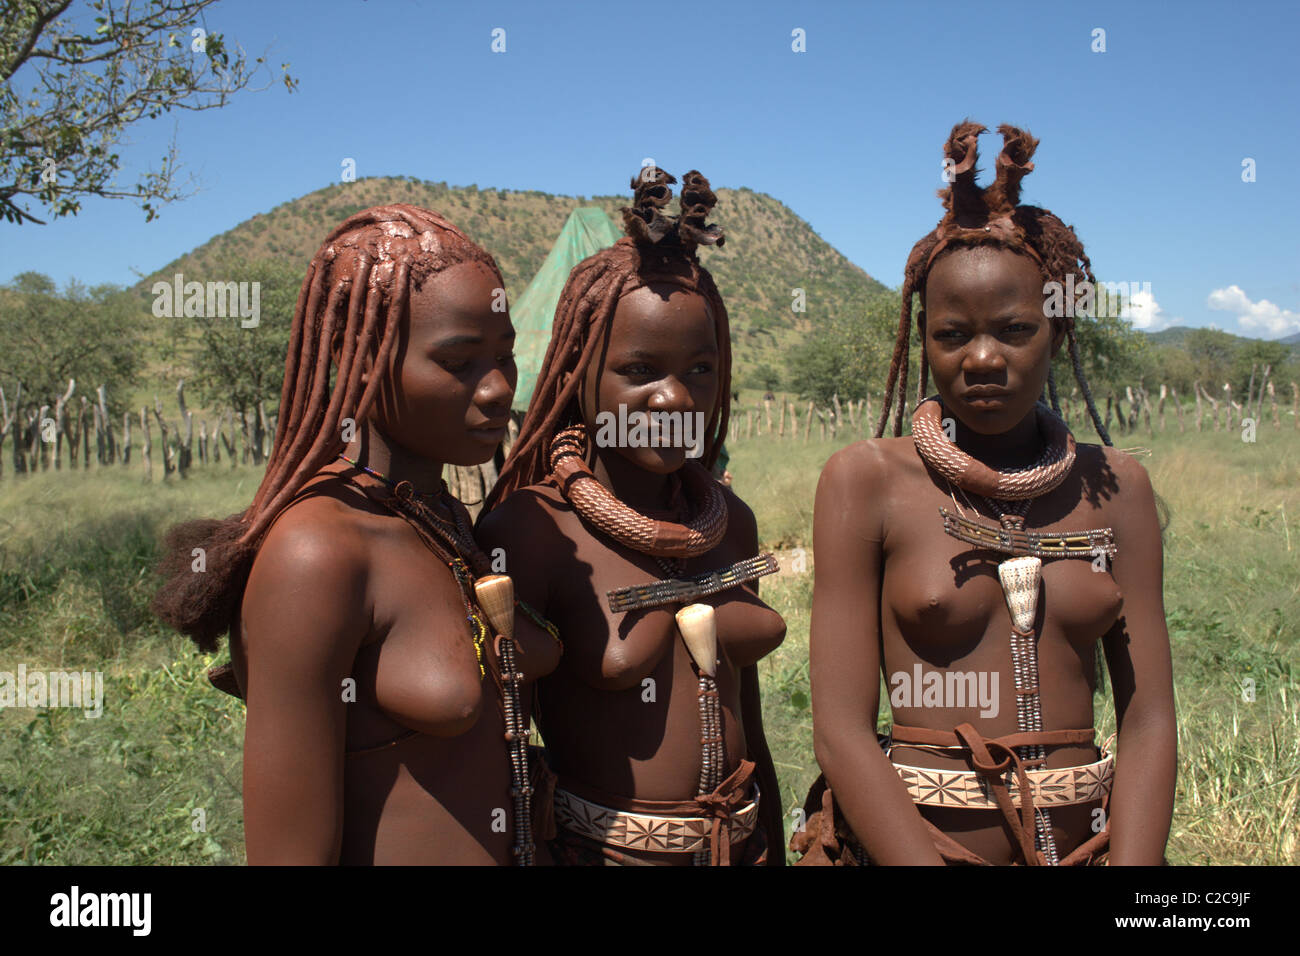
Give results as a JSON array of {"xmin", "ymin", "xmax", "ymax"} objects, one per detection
[
  {"xmin": 578, "ymin": 283, "xmax": 719, "ymax": 474},
  {"xmin": 369, "ymin": 259, "xmax": 516, "ymax": 467},
  {"xmin": 921, "ymin": 245, "xmax": 1063, "ymax": 435}
]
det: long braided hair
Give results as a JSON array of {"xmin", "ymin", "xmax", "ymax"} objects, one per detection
[
  {"xmin": 483, "ymin": 168, "xmax": 731, "ymax": 511},
  {"xmin": 153, "ymin": 204, "xmax": 504, "ymax": 652},
  {"xmin": 877, "ymin": 121, "xmax": 1112, "ymax": 446}
]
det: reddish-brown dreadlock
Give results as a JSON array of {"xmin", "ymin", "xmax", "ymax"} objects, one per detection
[
  {"xmin": 877, "ymin": 121, "xmax": 1113, "ymax": 446},
  {"xmin": 483, "ymin": 168, "xmax": 732, "ymax": 511},
  {"xmin": 152, "ymin": 204, "xmax": 504, "ymax": 652}
]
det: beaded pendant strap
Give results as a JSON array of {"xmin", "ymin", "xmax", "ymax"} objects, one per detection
[
  {"xmin": 909, "ymin": 398, "xmax": 1111, "ymax": 866},
  {"xmin": 607, "ymin": 553, "xmax": 779, "ymax": 613},
  {"xmin": 547, "ymin": 425, "xmax": 727, "ymax": 559}
]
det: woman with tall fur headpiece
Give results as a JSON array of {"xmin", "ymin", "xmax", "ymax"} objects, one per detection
[{"xmin": 797, "ymin": 123, "xmax": 1175, "ymax": 865}]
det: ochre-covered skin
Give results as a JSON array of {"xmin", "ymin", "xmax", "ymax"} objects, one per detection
[
  {"xmin": 811, "ymin": 247, "xmax": 1176, "ymax": 864},
  {"xmin": 232, "ymin": 261, "xmax": 560, "ymax": 864},
  {"xmin": 478, "ymin": 284, "xmax": 787, "ymax": 864}
]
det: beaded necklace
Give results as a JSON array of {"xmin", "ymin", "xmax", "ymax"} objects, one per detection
[{"xmin": 335, "ymin": 454, "xmax": 559, "ymax": 865}]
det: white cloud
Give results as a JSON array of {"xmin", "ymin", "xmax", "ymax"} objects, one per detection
[
  {"xmin": 1120, "ymin": 287, "xmax": 1179, "ymax": 331},
  {"xmin": 1206, "ymin": 285, "xmax": 1300, "ymax": 338}
]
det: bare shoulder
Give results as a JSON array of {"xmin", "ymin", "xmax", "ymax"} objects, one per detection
[
  {"xmin": 1081, "ymin": 443, "xmax": 1157, "ymax": 516},
  {"xmin": 819, "ymin": 436, "xmax": 915, "ymax": 496},
  {"xmin": 477, "ymin": 482, "xmax": 572, "ymax": 544},
  {"xmin": 719, "ymin": 480, "xmax": 757, "ymax": 533},
  {"xmin": 242, "ymin": 481, "xmax": 373, "ymax": 657}
]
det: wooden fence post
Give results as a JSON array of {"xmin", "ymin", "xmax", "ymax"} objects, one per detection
[
  {"xmin": 1171, "ymin": 387, "xmax": 1185, "ymax": 432},
  {"xmin": 153, "ymin": 396, "xmax": 175, "ymax": 477},
  {"xmin": 35, "ymin": 404, "xmax": 50, "ymax": 470},
  {"xmin": 257, "ymin": 399, "xmax": 271, "ymax": 460},
  {"xmin": 804, "ymin": 400, "xmax": 814, "ymax": 442},
  {"xmin": 1255, "ymin": 365, "xmax": 1271, "ymax": 425},
  {"xmin": 53, "ymin": 379, "xmax": 75, "ymax": 470},
  {"xmin": 96, "ymin": 385, "xmax": 115, "ymax": 464},
  {"xmin": 78, "ymin": 396, "xmax": 91, "ymax": 467},
  {"xmin": 176, "ymin": 381, "xmax": 193, "ymax": 477},
  {"xmin": 0, "ymin": 385, "xmax": 11, "ymax": 480},
  {"xmin": 778, "ymin": 397, "xmax": 787, "ymax": 437},
  {"xmin": 141, "ymin": 408, "xmax": 152, "ymax": 482}
]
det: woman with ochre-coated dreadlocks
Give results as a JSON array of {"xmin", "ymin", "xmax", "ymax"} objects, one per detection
[{"xmin": 153, "ymin": 205, "xmax": 560, "ymax": 864}]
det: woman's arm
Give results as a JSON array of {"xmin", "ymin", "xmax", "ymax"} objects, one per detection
[
  {"xmin": 810, "ymin": 442, "xmax": 944, "ymax": 865},
  {"xmin": 239, "ymin": 512, "xmax": 370, "ymax": 865},
  {"xmin": 1099, "ymin": 450, "xmax": 1177, "ymax": 865}
]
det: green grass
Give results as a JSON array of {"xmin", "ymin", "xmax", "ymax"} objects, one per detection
[
  {"xmin": 732, "ymin": 418, "xmax": 1300, "ymax": 864},
  {"xmin": 1, "ymin": 418, "xmax": 1297, "ymax": 863},
  {"xmin": 0, "ymin": 468, "xmax": 251, "ymax": 864}
]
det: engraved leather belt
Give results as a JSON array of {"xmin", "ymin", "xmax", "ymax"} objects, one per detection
[
  {"xmin": 553, "ymin": 784, "xmax": 761, "ymax": 855},
  {"xmin": 881, "ymin": 731, "xmax": 1116, "ymax": 810}
]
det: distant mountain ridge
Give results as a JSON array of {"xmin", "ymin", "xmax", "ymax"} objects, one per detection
[
  {"xmin": 143, "ymin": 175, "xmax": 892, "ymax": 382},
  {"xmin": 1144, "ymin": 325, "xmax": 1300, "ymax": 354}
]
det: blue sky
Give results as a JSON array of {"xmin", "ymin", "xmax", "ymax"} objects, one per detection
[{"xmin": 4, "ymin": 0, "xmax": 1298, "ymax": 338}]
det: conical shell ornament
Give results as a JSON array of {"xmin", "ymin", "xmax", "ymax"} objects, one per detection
[
  {"xmin": 675, "ymin": 604, "xmax": 718, "ymax": 677},
  {"xmin": 473, "ymin": 574, "xmax": 515, "ymax": 640},
  {"xmin": 997, "ymin": 556, "xmax": 1042, "ymax": 632}
]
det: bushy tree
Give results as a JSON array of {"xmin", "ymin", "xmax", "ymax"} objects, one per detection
[
  {"xmin": 2, "ymin": 0, "xmax": 296, "ymax": 224},
  {"xmin": 186, "ymin": 257, "xmax": 298, "ymax": 419},
  {"xmin": 0, "ymin": 270, "xmax": 143, "ymax": 409},
  {"xmin": 787, "ymin": 287, "xmax": 898, "ymax": 406}
]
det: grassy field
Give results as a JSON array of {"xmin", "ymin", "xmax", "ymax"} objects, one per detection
[{"xmin": 1, "ymin": 418, "xmax": 1297, "ymax": 864}]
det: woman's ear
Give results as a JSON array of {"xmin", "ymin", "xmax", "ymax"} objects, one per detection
[
  {"xmin": 332, "ymin": 334, "xmax": 375, "ymax": 385},
  {"xmin": 1050, "ymin": 320, "xmax": 1067, "ymax": 358}
]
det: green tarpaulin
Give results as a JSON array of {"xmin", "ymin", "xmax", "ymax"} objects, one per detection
[{"xmin": 510, "ymin": 207, "xmax": 622, "ymax": 411}]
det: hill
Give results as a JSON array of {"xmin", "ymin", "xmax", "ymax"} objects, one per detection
[
  {"xmin": 141, "ymin": 175, "xmax": 892, "ymax": 388},
  {"xmin": 1145, "ymin": 325, "xmax": 1300, "ymax": 356}
]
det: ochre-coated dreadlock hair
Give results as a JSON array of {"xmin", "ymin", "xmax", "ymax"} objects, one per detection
[
  {"xmin": 152, "ymin": 203, "xmax": 504, "ymax": 651},
  {"xmin": 483, "ymin": 168, "xmax": 731, "ymax": 511},
  {"xmin": 877, "ymin": 121, "xmax": 1113, "ymax": 446}
]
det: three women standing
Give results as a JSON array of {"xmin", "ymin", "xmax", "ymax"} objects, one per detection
[{"xmin": 154, "ymin": 128, "xmax": 1174, "ymax": 866}]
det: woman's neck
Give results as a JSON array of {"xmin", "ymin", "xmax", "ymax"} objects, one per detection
[
  {"xmin": 343, "ymin": 422, "xmax": 446, "ymax": 495},
  {"xmin": 950, "ymin": 405, "xmax": 1044, "ymax": 471},
  {"xmin": 589, "ymin": 445, "xmax": 677, "ymax": 514}
]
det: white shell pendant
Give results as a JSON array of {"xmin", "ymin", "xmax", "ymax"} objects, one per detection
[
  {"xmin": 997, "ymin": 556, "xmax": 1042, "ymax": 632},
  {"xmin": 675, "ymin": 603, "xmax": 718, "ymax": 677},
  {"xmin": 473, "ymin": 574, "xmax": 515, "ymax": 640}
]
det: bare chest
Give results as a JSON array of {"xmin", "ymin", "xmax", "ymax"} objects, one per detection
[{"xmin": 882, "ymin": 488, "xmax": 1124, "ymax": 659}]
